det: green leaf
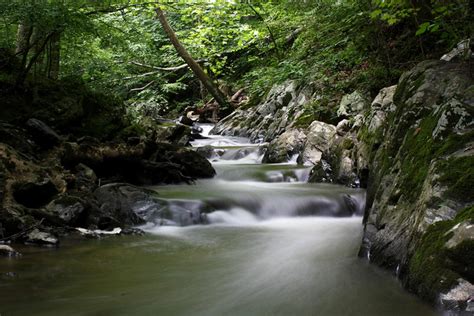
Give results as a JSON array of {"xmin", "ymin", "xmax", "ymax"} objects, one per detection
[{"xmin": 415, "ymin": 22, "xmax": 430, "ymax": 36}]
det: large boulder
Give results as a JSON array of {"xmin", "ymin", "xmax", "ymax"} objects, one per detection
[
  {"xmin": 93, "ymin": 184, "xmax": 150, "ymax": 229},
  {"xmin": 92, "ymin": 184, "xmax": 206, "ymax": 228},
  {"xmin": 262, "ymin": 129, "xmax": 307, "ymax": 163},
  {"xmin": 358, "ymin": 60, "xmax": 474, "ymax": 312},
  {"xmin": 298, "ymin": 121, "xmax": 337, "ymax": 165}
]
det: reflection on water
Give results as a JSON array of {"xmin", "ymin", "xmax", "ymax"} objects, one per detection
[{"xmin": 0, "ymin": 218, "xmax": 437, "ymax": 316}]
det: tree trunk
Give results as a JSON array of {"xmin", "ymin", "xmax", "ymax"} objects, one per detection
[
  {"xmin": 15, "ymin": 24, "xmax": 32, "ymax": 55},
  {"xmin": 48, "ymin": 31, "xmax": 61, "ymax": 79},
  {"xmin": 155, "ymin": 7, "xmax": 229, "ymax": 109},
  {"xmin": 15, "ymin": 23, "xmax": 33, "ymax": 72}
]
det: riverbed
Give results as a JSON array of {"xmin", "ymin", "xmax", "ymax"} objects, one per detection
[{"xmin": 0, "ymin": 125, "xmax": 437, "ymax": 315}]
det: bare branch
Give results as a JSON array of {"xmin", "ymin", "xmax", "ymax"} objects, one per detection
[{"xmin": 130, "ymin": 80, "xmax": 155, "ymax": 92}]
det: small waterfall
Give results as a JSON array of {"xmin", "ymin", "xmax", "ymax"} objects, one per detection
[{"xmin": 142, "ymin": 123, "xmax": 367, "ymax": 229}]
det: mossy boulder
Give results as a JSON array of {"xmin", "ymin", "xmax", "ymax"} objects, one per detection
[{"xmin": 358, "ymin": 59, "xmax": 474, "ymax": 312}]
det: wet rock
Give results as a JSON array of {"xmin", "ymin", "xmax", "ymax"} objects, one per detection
[
  {"xmin": 196, "ymin": 145, "xmax": 217, "ymax": 159},
  {"xmin": 308, "ymin": 159, "xmax": 333, "ymax": 183},
  {"xmin": 263, "ymin": 129, "xmax": 306, "ymax": 163},
  {"xmin": 0, "ymin": 245, "xmax": 21, "ymax": 257},
  {"xmin": 46, "ymin": 195, "xmax": 87, "ymax": 226},
  {"xmin": 155, "ymin": 145, "xmax": 215, "ymax": 179},
  {"xmin": 26, "ymin": 229, "xmax": 59, "ymax": 246},
  {"xmin": 13, "ymin": 178, "xmax": 58, "ymax": 208},
  {"xmin": 93, "ymin": 184, "xmax": 149, "ymax": 229},
  {"xmin": 440, "ymin": 279, "xmax": 474, "ymax": 312},
  {"xmin": 26, "ymin": 118, "xmax": 61, "ymax": 149}
]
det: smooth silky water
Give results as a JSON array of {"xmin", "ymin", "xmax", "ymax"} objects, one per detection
[{"xmin": 0, "ymin": 124, "xmax": 437, "ymax": 315}]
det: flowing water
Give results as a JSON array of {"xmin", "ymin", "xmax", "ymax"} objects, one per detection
[{"xmin": 0, "ymin": 124, "xmax": 437, "ymax": 315}]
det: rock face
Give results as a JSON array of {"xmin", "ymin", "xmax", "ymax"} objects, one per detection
[
  {"xmin": 358, "ymin": 60, "xmax": 474, "ymax": 312},
  {"xmin": 211, "ymin": 81, "xmax": 312, "ymax": 142}
]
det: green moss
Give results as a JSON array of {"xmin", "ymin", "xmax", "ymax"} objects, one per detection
[
  {"xmin": 408, "ymin": 205, "xmax": 474, "ymax": 302},
  {"xmin": 437, "ymin": 156, "xmax": 474, "ymax": 202},
  {"xmin": 391, "ymin": 109, "xmax": 473, "ymax": 203},
  {"xmin": 293, "ymin": 113, "xmax": 316, "ymax": 128}
]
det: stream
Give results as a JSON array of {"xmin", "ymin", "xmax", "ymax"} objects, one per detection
[{"xmin": 0, "ymin": 124, "xmax": 437, "ymax": 315}]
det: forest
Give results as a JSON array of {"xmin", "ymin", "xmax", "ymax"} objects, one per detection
[{"xmin": 0, "ymin": 1, "xmax": 473, "ymax": 315}]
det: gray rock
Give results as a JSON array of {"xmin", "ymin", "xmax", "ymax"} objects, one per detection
[
  {"xmin": 336, "ymin": 119, "xmax": 351, "ymax": 136},
  {"xmin": 299, "ymin": 121, "xmax": 337, "ymax": 165},
  {"xmin": 26, "ymin": 229, "xmax": 59, "ymax": 246},
  {"xmin": 440, "ymin": 39, "xmax": 473, "ymax": 62},
  {"xmin": 337, "ymin": 91, "xmax": 369, "ymax": 117},
  {"xmin": 263, "ymin": 129, "xmax": 307, "ymax": 163},
  {"xmin": 440, "ymin": 279, "xmax": 474, "ymax": 312},
  {"xmin": 0, "ymin": 245, "xmax": 21, "ymax": 257},
  {"xmin": 445, "ymin": 221, "xmax": 474, "ymax": 249},
  {"xmin": 46, "ymin": 195, "xmax": 87, "ymax": 226},
  {"xmin": 358, "ymin": 60, "xmax": 474, "ymax": 309},
  {"xmin": 211, "ymin": 81, "xmax": 313, "ymax": 142},
  {"xmin": 93, "ymin": 184, "xmax": 151, "ymax": 229}
]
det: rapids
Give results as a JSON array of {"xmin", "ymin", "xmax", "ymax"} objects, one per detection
[{"xmin": 0, "ymin": 124, "xmax": 437, "ymax": 315}]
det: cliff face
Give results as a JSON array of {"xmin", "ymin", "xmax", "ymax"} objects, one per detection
[{"xmin": 358, "ymin": 60, "xmax": 473, "ymax": 311}]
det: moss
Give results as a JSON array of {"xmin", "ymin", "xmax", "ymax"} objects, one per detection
[
  {"xmin": 293, "ymin": 113, "xmax": 316, "ymax": 128},
  {"xmin": 391, "ymin": 109, "xmax": 473, "ymax": 203},
  {"xmin": 341, "ymin": 137, "xmax": 354, "ymax": 150},
  {"xmin": 408, "ymin": 205, "xmax": 474, "ymax": 302},
  {"xmin": 437, "ymin": 156, "xmax": 474, "ymax": 202}
]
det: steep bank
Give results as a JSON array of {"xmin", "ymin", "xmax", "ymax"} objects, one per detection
[{"xmin": 211, "ymin": 53, "xmax": 473, "ymax": 312}]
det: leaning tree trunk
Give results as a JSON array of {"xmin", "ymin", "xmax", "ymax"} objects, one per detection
[{"xmin": 155, "ymin": 7, "xmax": 229, "ymax": 109}]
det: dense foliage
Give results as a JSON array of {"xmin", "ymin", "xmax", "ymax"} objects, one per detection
[{"xmin": 0, "ymin": 0, "xmax": 472, "ymax": 120}]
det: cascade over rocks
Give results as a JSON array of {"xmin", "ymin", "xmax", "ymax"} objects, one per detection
[{"xmin": 211, "ymin": 55, "xmax": 474, "ymax": 313}]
